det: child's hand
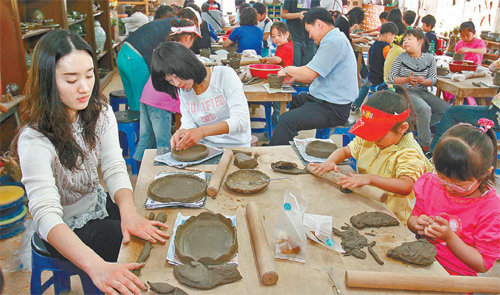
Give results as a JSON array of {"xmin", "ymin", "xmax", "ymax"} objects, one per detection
[
  {"xmin": 457, "ymin": 47, "xmax": 469, "ymax": 54},
  {"xmin": 407, "ymin": 72, "xmax": 418, "ymax": 87},
  {"xmin": 416, "ymin": 76, "xmax": 425, "ymax": 85},
  {"xmin": 424, "ymin": 216, "xmax": 454, "ymax": 242},
  {"xmin": 310, "ymin": 161, "xmax": 338, "ymax": 175},
  {"xmin": 414, "ymin": 214, "xmax": 434, "ymax": 235},
  {"xmin": 338, "ymin": 173, "xmax": 371, "ymax": 188},
  {"xmin": 260, "ymin": 57, "xmax": 269, "ymax": 64}
]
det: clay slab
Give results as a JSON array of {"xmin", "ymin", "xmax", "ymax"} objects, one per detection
[
  {"xmin": 271, "ymin": 161, "xmax": 308, "ymax": 174},
  {"xmin": 174, "ymin": 261, "xmax": 242, "ymax": 290},
  {"xmin": 305, "ymin": 141, "xmax": 338, "ymax": 158},
  {"xmin": 171, "ymin": 144, "xmax": 209, "ymax": 162},
  {"xmin": 175, "ymin": 212, "xmax": 238, "ymax": 265},
  {"xmin": 148, "ymin": 174, "xmax": 207, "ymax": 203},
  {"xmin": 387, "ymin": 239, "xmax": 436, "ymax": 266},
  {"xmin": 350, "ymin": 211, "xmax": 400, "ymax": 229},
  {"xmin": 225, "ymin": 169, "xmax": 270, "ymax": 194}
]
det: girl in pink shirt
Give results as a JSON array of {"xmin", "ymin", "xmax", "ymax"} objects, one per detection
[
  {"xmin": 454, "ymin": 21, "xmax": 487, "ymax": 65},
  {"xmin": 408, "ymin": 121, "xmax": 500, "ymax": 276}
]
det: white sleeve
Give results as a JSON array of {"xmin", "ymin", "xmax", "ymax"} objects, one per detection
[
  {"xmin": 264, "ymin": 20, "xmax": 272, "ymax": 33},
  {"xmin": 100, "ymin": 107, "xmax": 133, "ymax": 201},
  {"xmin": 18, "ymin": 130, "xmax": 64, "ymax": 241},
  {"xmin": 221, "ymin": 68, "xmax": 251, "ymax": 134},
  {"xmin": 179, "ymin": 92, "xmax": 199, "ymax": 130}
]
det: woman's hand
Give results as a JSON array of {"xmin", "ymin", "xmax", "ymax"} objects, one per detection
[
  {"xmin": 338, "ymin": 173, "xmax": 372, "ymax": 188},
  {"xmin": 425, "ymin": 216, "xmax": 454, "ymax": 242},
  {"xmin": 175, "ymin": 127, "xmax": 205, "ymax": 150},
  {"xmin": 89, "ymin": 261, "xmax": 147, "ymax": 295},
  {"xmin": 170, "ymin": 129, "xmax": 188, "ymax": 150},
  {"xmin": 121, "ymin": 211, "xmax": 169, "ymax": 244},
  {"xmin": 457, "ymin": 47, "xmax": 469, "ymax": 54},
  {"xmin": 309, "ymin": 161, "xmax": 338, "ymax": 175},
  {"xmin": 414, "ymin": 214, "xmax": 434, "ymax": 235}
]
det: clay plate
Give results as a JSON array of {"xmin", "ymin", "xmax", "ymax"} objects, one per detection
[
  {"xmin": 305, "ymin": 140, "xmax": 338, "ymax": 158},
  {"xmin": 171, "ymin": 144, "xmax": 209, "ymax": 162},
  {"xmin": 225, "ymin": 169, "xmax": 270, "ymax": 194},
  {"xmin": 175, "ymin": 212, "xmax": 238, "ymax": 265},
  {"xmin": 148, "ymin": 174, "xmax": 207, "ymax": 203}
]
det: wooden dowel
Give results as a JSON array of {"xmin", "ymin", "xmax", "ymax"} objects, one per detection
[{"xmin": 207, "ymin": 149, "xmax": 233, "ymax": 197}]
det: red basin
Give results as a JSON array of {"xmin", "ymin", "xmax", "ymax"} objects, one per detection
[
  {"xmin": 248, "ymin": 64, "xmax": 283, "ymax": 79},
  {"xmin": 449, "ymin": 61, "xmax": 478, "ymax": 73}
]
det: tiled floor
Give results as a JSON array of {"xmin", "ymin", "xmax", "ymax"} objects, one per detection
[{"xmin": 1, "ymin": 72, "xmax": 499, "ymax": 295}]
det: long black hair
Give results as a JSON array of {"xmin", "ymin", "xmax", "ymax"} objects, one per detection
[
  {"xmin": 13, "ymin": 29, "xmax": 105, "ymax": 170},
  {"xmin": 434, "ymin": 124, "xmax": 496, "ymax": 192},
  {"xmin": 151, "ymin": 41, "xmax": 207, "ymax": 97},
  {"xmin": 387, "ymin": 8, "xmax": 406, "ymax": 35}
]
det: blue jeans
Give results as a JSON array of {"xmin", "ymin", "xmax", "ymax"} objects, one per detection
[
  {"xmin": 272, "ymin": 102, "xmax": 281, "ymax": 127},
  {"xmin": 429, "ymin": 105, "xmax": 499, "ymax": 152},
  {"xmin": 292, "ymin": 39, "xmax": 316, "ymax": 66},
  {"xmin": 133, "ymin": 103, "xmax": 173, "ymax": 161},
  {"xmin": 352, "ymin": 77, "xmax": 371, "ymax": 108}
]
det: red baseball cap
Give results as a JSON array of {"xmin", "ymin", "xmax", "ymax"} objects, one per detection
[{"xmin": 349, "ymin": 105, "xmax": 410, "ymax": 141}]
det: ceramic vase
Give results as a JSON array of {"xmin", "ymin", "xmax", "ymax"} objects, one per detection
[{"xmin": 94, "ymin": 20, "xmax": 106, "ymax": 54}]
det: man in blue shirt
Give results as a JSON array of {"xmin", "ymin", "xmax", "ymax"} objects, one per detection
[{"xmin": 269, "ymin": 8, "xmax": 358, "ymax": 146}]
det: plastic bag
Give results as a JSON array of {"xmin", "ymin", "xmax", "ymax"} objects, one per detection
[
  {"xmin": 4, "ymin": 219, "xmax": 34, "ymax": 272},
  {"xmin": 274, "ymin": 190, "xmax": 308, "ymax": 263}
]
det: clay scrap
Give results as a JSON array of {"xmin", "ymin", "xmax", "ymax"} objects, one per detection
[
  {"xmin": 387, "ymin": 239, "xmax": 436, "ymax": 266},
  {"xmin": 350, "ymin": 211, "xmax": 400, "ymax": 229},
  {"xmin": 132, "ymin": 212, "xmax": 167, "ymax": 276},
  {"xmin": 234, "ymin": 152, "xmax": 258, "ymax": 169},
  {"xmin": 175, "ymin": 212, "xmax": 238, "ymax": 265},
  {"xmin": 305, "ymin": 140, "xmax": 337, "ymax": 158},
  {"xmin": 174, "ymin": 261, "xmax": 242, "ymax": 290},
  {"xmin": 171, "ymin": 144, "xmax": 209, "ymax": 162},
  {"xmin": 271, "ymin": 161, "xmax": 308, "ymax": 175},
  {"xmin": 225, "ymin": 169, "xmax": 270, "ymax": 194},
  {"xmin": 333, "ymin": 224, "xmax": 368, "ymax": 259},
  {"xmin": 148, "ymin": 281, "xmax": 189, "ymax": 295}
]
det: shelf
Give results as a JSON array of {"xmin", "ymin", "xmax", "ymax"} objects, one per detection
[
  {"xmin": 22, "ymin": 28, "xmax": 53, "ymax": 39},
  {"xmin": 485, "ymin": 53, "xmax": 499, "ymax": 58},
  {"xmin": 97, "ymin": 50, "xmax": 108, "ymax": 60},
  {"xmin": 483, "ymin": 39, "xmax": 499, "ymax": 45},
  {"xmin": 94, "ymin": 10, "xmax": 103, "ymax": 17},
  {"xmin": 99, "ymin": 69, "xmax": 115, "ymax": 88},
  {"xmin": 68, "ymin": 18, "xmax": 86, "ymax": 26}
]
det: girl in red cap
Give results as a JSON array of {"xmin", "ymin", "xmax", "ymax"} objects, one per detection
[{"xmin": 311, "ymin": 86, "xmax": 432, "ymax": 222}]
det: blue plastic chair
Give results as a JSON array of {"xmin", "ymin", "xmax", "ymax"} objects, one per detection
[
  {"xmin": 109, "ymin": 90, "xmax": 128, "ymax": 112},
  {"xmin": 115, "ymin": 110, "xmax": 140, "ymax": 175},
  {"xmin": 31, "ymin": 233, "xmax": 102, "ymax": 295},
  {"xmin": 249, "ymin": 102, "xmax": 274, "ymax": 141}
]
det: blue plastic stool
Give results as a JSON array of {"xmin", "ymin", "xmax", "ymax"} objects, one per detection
[
  {"xmin": 109, "ymin": 90, "xmax": 128, "ymax": 112},
  {"xmin": 115, "ymin": 110, "xmax": 140, "ymax": 175},
  {"xmin": 249, "ymin": 102, "xmax": 273, "ymax": 141},
  {"xmin": 315, "ymin": 128, "xmax": 331, "ymax": 139},
  {"xmin": 31, "ymin": 233, "xmax": 102, "ymax": 295}
]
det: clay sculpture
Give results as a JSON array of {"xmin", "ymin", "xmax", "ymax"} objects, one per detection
[
  {"xmin": 234, "ymin": 152, "xmax": 258, "ymax": 169},
  {"xmin": 148, "ymin": 281, "xmax": 189, "ymax": 295},
  {"xmin": 175, "ymin": 212, "xmax": 238, "ymax": 265},
  {"xmin": 350, "ymin": 211, "xmax": 400, "ymax": 229},
  {"xmin": 271, "ymin": 161, "xmax": 308, "ymax": 175},
  {"xmin": 174, "ymin": 261, "xmax": 242, "ymax": 290},
  {"xmin": 171, "ymin": 144, "xmax": 209, "ymax": 162},
  {"xmin": 333, "ymin": 224, "xmax": 368, "ymax": 259},
  {"xmin": 387, "ymin": 239, "xmax": 436, "ymax": 266},
  {"xmin": 225, "ymin": 169, "xmax": 271, "ymax": 194},
  {"xmin": 305, "ymin": 141, "xmax": 338, "ymax": 158},
  {"xmin": 148, "ymin": 174, "xmax": 207, "ymax": 203}
]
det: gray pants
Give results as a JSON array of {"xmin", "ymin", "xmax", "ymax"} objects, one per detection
[{"xmin": 407, "ymin": 89, "xmax": 450, "ymax": 147}]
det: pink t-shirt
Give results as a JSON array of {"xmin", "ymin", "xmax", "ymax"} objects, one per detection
[
  {"xmin": 412, "ymin": 173, "xmax": 500, "ymax": 276},
  {"xmin": 140, "ymin": 77, "xmax": 180, "ymax": 113},
  {"xmin": 454, "ymin": 38, "xmax": 486, "ymax": 65}
]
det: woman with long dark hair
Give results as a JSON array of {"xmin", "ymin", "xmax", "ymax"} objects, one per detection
[{"xmin": 14, "ymin": 30, "xmax": 168, "ymax": 294}]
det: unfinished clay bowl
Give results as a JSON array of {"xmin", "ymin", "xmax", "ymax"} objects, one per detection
[
  {"xmin": 200, "ymin": 48, "xmax": 211, "ymax": 58},
  {"xmin": 494, "ymin": 71, "xmax": 500, "ymax": 86},
  {"xmin": 453, "ymin": 53, "xmax": 465, "ymax": 62},
  {"xmin": 227, "ymin": 52, "xmax": 242, "ymax": 61},
  {"xmin": 225, "ymin": 169, "xmax": 270, "ymax": 194},
  {"xmin": 148, "ymin": 174, "xmax": 207, "ymax": 203},
  {"xmin": 171, "ymin": 144, "xmax": 209, "ymax": 162},
  {"xmin": 175, "ymin": 212, "xmax": 238, "ymax": 265},
  {"xmin": 228, "ymin": 57, "xmax": 240, "ymax": 70},
  {"xmin": 305, "ymin": 140, "xmax": 338, "ymax": 158},
  {"xmin": 267, "ymin": 74, "xmax": 284, "ymax": 89}
]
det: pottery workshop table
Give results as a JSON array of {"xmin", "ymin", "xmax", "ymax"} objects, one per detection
[
  {"xmin": 118, "ymin": 146, "xmax": 452, "ymax": 295},
  {"xmin": 243, "ymin": 82, "xmax": 292, "ymax": 115},
  {"xmin": 435, "ymin": 75, "xmax": 498, "ymax": 105},
  {"xmin": 352, "ymin": 43, "xmax": 371, "ymax": 85}
]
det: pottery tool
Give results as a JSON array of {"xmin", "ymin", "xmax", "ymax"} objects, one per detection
[
  {"xmin": 307, "ymin": 165, "xmax": 388, "ymax": 203},
  {"xmin": 207, "ymin": 149, "xmax": 233, "ymax": 197},
  {"xmin": 246, "ymin": 201, "xmax": 279, "ymax": 286},
  {"xmin": 250, "ymin": 176, "xmax": 290, "ymax": 184},
  {"xmin": 326, "ymin": 267, "xmax": 343, "ymax": 295},
  {"xmin": 132, "ymin": 212, "xmax": 167, "ymax": 276},
  {"xmin": 345, "ymin": 270, "xmax": 500, "ymax": 293}
]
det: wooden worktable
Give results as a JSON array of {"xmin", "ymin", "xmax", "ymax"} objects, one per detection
[
  {"xmin": 435, "ymin": 75, "xmax": 498, "ymax": 105},
  {"xmin": 243, "ymin": 82, "xmax": 292, "ymax": 115},
  {"xmin": 118, "ymin": 146, "xmax": 450, "ymax": 295},
  {"xmin": 353, "ymin": 43, "xmax": 371, "ymax": 86}
]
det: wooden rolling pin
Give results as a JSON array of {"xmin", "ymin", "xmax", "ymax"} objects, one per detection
[
  {"xmin": 207, "ymin": 149, "xmax": 233, "ymax": 197},
  {"xmin": 307, "ymin": 165, "xmax": 389, "ymax": 203},
  {"xmin": 345, "ymin": 270, "xmax": 500, "ymax": 294},
  {"xmin": 245, "ymin": 201, "xmax": 279, "ymax": 286}
]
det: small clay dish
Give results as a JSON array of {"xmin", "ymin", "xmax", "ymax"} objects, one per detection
[
  {"xmin": 305, "ymin": 140, "xmax": 338, "ymax": 158},
  {"xmin": 199, "ymin": 48, "xmax": 211, "ymax": 58},
  {"xmin": 271, "ymin": 161, "xmax": 308, "ymax": 174},
  {"xmin": 175, "ymin": 212, "xmax": 238, "ymax": 265},
  {"xmin": 171, "ymin": 144, "xmax": 209, "ymax": 162},
  {"xmin": 225, "ymin": 169, "xmax": 270, "ymax": 194},
  {"xmin": 267, "ymin": 74, "xmax": 284, "ymax": 89},
  {"xmin": 148, "ymin": 174, "xmax": 207, "ymax": 203}
]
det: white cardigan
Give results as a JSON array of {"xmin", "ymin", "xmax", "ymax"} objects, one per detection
[{"xmin": 17, "ymin": 106, "xmax": 132, "ymax": 240}]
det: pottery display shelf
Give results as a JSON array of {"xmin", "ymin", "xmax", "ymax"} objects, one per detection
[
  {"xmin": 0, "ymin": 95, "xmax": 24, "ymax": 126},
  {"xmin": 118, "ymin": 146, "xmax": 451, "ymax": 295},
  {"xmin": 435, "ymin": 75, "xmax": 498, "ymax": 106}
]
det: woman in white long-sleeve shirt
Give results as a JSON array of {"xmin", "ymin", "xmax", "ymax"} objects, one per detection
[
  {"xmin": 13, "ymin": 30, "xmax": 168, "ymax": 295},
  {"xmin": 151, "ymin": 41, "xmax": 252, "ymax": 150}
]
